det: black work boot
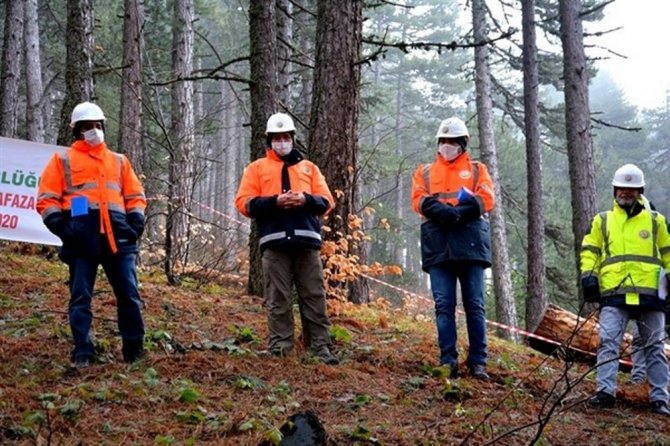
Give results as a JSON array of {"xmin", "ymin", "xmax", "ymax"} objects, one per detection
[
  {"xmin": 588, "ymin": 391, "xmax": 616, "ymax": 408},
  {"xmin": 73, "ymin": 356, "xmax": 92, "ymax": 369},
  {"xmin": 314, "ymin": 347, "xmax": 340, "ymax": 365},
  {"xmin": 441, "ymin": 363, "xmax": 458, "ymax": 379},
  {"xmin": 650, "ymin": 400, "xmax": 670, "ymax": 416},
  {"xmin": 470, "ymin": 364, "xmax": 490, "ymax": 380},
  {"xmin": 270, "ymin": 345, "xmax": 293, "ymax": 357},
  {"xmin": 122, "ymin": 338, "xmax": 145, "ymax": 363}
]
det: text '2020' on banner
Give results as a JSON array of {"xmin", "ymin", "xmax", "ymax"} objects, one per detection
[{"xmin": 0, "ymin": 136, "xmax": 66, "ymax": 246}]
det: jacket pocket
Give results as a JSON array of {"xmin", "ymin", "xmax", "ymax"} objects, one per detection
[
  {"xmin": 421, "ymin": 220, "xmax": 449, "ymax": 259},
  {"xmin": 447, "ymin": 218, "xmax": 491, "ymax": 263},
  {"xmin": 110, "ymin": 212, "xmax": 138, "ymax": 244},
  {"xmin": 69, "ymin": 165, "xmax": 93, "ymax": 189}
]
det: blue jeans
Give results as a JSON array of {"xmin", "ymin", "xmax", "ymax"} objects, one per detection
[
  {"xmin": 68, "ymin": 253, "xmax": 144, "ymax": 360},
  {"xmin": 428, "ymin": 263, "xmax": 487, "ymax": 367},
  {"xmin": 596, "ymin": 306, "xmax": 668, "ymax": 402}
]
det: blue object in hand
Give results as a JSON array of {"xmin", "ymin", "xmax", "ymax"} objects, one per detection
[
  {"xmin": 71, "ymin": 196, "xmax": 89, "ymax": 217},
  {"xmin": 457, "ymin": 187, "xmax": 473, "ymax": 202}
]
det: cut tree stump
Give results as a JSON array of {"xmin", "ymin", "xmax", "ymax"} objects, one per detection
[{"xmin": 533, "ymin": 303, "xmax": 670, "ymax": 364}]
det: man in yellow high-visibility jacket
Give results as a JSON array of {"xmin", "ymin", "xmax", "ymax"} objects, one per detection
[{"xmin": 581, "ymin": 164, "xmax": 670, "ymax": 415}]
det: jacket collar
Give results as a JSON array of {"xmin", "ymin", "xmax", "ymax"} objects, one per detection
[
  {"xmin": 266, "ymin": 148, "xmax": 304, "ymax": 166},
  {"xmin": 613, "ymin": 198, "xmax": 645, "ymax": 218},
  {"xmin": 434, "ymin": 150, "xmax": 471, "ymax": 166},
  {"xmin": 72, "ymin": 139, "xmax": 108, "ymax": 157}
]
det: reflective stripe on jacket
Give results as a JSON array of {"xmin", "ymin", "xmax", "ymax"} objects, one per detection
[
  {"xmin": 580, "ymin": 199, "xmax": 670, "ymax": 309},
  {"xmin": 36, "ymin": 140, "xmax": 146, "ymax": 256},
  {"xmin": 411, "ymin": 152, "xmax": 494, "ymax": 216},
  {"xmin": 411, "ymin": 152, "xmax": 495, "ymax": 270},
  {"xmin": 234, "ymin": 149, "xmax": 334, "ymax": 251}
]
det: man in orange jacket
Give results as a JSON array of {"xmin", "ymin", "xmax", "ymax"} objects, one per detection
[
  {"xmin": 411, "ymin": 117, "xmax": 495, "ymax": 380},
  {"xmin": 235, "ymin": 112, "xmax": 339, "ymax": 365},
  {"xmin": 37, "ymin": 102, "xmax": 147, "ymax": 368}
]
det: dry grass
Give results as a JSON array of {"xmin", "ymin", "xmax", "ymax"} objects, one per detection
[{"xmin": 1, "ymin": 245, "xmax": 669, "ymax": 445}]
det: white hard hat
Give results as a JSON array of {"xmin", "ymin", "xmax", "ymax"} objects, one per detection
[
  {"xmin": 435, "ymin": 117, "xmax": 470, "ymax": 140},
  {"xmin": 612, "ymin": 163, "xmax": 645, "ymax": 188},
  {"xmin": 265, "ymin": 113, "xmax": 296, "ymax": 134},
  {"xmin": 70, "ymin": 102, "xmax": 106, "ymax": 128}
]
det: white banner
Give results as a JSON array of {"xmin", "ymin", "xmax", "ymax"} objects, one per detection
[{"xmin": 0, "ymin": 136, "xmax": 67, "ymax": 246}]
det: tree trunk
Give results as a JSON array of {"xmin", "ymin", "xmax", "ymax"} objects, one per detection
[
  {"xmin": 522, "ymin": 0, "xmax": 547, "ymax": 332},
  {"xmin": 472, "ymin": 0, "xmax": 518, "ymax": 338},
  {"xmin": 534, "ymin": 303, "xmax": 670, "ymax": 362},
  {"xmin": 276, "ymin": 0, "xmax": 292, "ymax": 107},
  {"xmin": 247, "ymin": 0, "xmax": 278, "ymax": 296},
  {"xmin": 119, "ymin": 0, "xmax": 147, "ymax": 264},
  {"xmin": 23, "ymin": 0, "xmax": 44, "ymax": 142},
  {"xmin": 119, "ymin": 0, "xmax": 145, "ymax": 172},
  {"xmin": 309, "ymin": 0, "xmax": 367, "ymax": 303},
  {"xmin": 293, "ymin": 0, "xmax": 314, "ymax": 128},
  {"xmin": 57, "ymin": 0, "xmax": 95, "ymax": 146},
  {"xmin": 0, "ymin": 0, "xmax": 24, "ymax": 138},
  {"xmin": 559, "ymin": 0, "xmax": 597, "ymax": 312},
  {"xmin": 393, "ymin": 20, "xmax": 407, "ymax": 269},
  {"xmin": 534, "ymin": 303, "xmax": 599, "ymax": 354},
  {"xmin": 165, "ymin": 0, "xmax": 195, "ymax": 283},
  {"xmin": 221, "ymin": 82, "xmax": 238, "ymax": 225}
]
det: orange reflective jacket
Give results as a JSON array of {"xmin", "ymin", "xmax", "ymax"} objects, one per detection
[
  {"xmin": 411, "ymin": 151, "xmax": 495, "ymax": 269},
  {"xmin": 411, "ymin": 152, "xmax": 494, "ymax": 216},
  {"xmin": 37, "ymin": 140, "xmax": 146, "ymax": 255},
  {"xmin": 235, "ymin": 149, "xmax": 334, "ymax": 251}
]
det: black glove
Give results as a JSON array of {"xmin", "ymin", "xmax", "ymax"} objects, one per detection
[
  {"xmin": 455, "ymin": 197, "xmax": 481, "ymax": 222},
  {"xmin": 421, "ymin": 196, "xmax": 460, "ymax": 225},
  {"xmin": 437, "ymin": 204, "xmax": 460, "ymax": 225},
  {"xmin": 43, "ymin": 212, "xmax": 73, "ymax": 242},
  {"xmin": 248, "ymin": 196, "xmax": 279, "ymax": 218},
  {"xmin": 303, "ymin": 193, "xmax": 330, "ymax": 216},
  {"xmin": 581, "ymin": 275, "xmax": 600, "ymax": 303},
  {"xmin": 126, "ymin": 212, "xmax": 145, "ymax": 239}
]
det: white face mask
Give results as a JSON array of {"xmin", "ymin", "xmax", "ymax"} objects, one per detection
[
  {"xmin": 272, "ymin": 141, "xmax": 292, "ymax": 156},
  {"xmin": 438, "ymin": 142, "xmax": 461, "ymax": 161},
  {"xmin": 83, "ymin": 128, "xmax": 104, "ymax": 146}
]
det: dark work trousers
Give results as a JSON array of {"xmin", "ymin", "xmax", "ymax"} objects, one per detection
[
  {"xmin": 261, "ymin": 248, "xmax": 332, "ymax": 352},
  {"xmin": 67, "ymin": 252, "xmax": 144, "ymax": 361}
]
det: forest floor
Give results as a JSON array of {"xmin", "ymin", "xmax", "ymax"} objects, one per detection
[{"xmin": 1, "ymin": 244, "xmax": 669, "ymax": 445}]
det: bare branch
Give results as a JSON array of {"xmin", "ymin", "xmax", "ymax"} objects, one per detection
[
  {"xmin": 287, "ymin": 0, "xmax": 316, "ymax": 17},
  {"xmin": 580, "ymin": 0, "xmax": 616, "ymax": 18},
  {"xmin": 362, "ymin": 28, "xmax": 517, "ymax": 55},
  {"xmin": 591, "ymin": 117, "xmax": 642, "ymax": 132},
  {"xmin": 150, "ymin": 72, "xmax": 250, "ymax": 87}
]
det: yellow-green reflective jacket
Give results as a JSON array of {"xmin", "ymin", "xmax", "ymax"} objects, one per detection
[{"xmin": 580, "ymin": 200, "xmax": 670, "ymax": 309}]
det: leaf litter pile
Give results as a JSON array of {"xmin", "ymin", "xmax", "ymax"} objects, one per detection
[{"xmin": 1, "ymin": 246, "xmax": 669, "ymax": 445}]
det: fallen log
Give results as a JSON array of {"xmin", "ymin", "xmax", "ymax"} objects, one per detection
[{"xmin": 533, "ymin": 303, "xmax": 670, "ymax": 364}]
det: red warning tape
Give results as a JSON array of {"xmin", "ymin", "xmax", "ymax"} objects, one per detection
[
  {"xmin": 147, "ymin": 196, "xmax": 247, "ymax": 226},
  {"xmin": 153, "ymin": 197, "xmax": 630, "ymax": 365},
  {"xmin": 360, "ymin": 273, "xmax": 631, "ymax": 364}
]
